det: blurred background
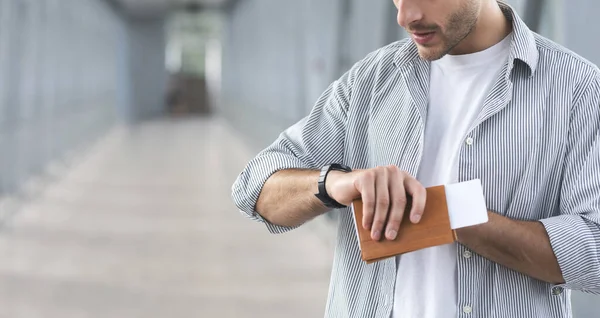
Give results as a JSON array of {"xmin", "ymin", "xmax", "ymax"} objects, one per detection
[{"xmin": 0, "ymin": 0, "xmax": 598, "ymax": 317}]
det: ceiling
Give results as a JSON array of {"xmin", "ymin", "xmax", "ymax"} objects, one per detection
[{"xmin": 113, "ymin": 0, "xmax": 231, "ymax": 17}]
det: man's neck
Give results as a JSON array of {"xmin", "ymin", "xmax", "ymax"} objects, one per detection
[{"xmin": 449, "ymin": 1, "xmax": 512, "ymax": 55}]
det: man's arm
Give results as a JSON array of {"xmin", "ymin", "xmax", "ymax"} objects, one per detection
[
  {"xmin": 256, "ymin": 166, "xmax": 427, "ymax": 240},
  {"xmin": 254, "ymin": 169, "xmax": 327, "ymax": 228},
  {"xmin": 456, "ymin": 212, "xmax": 564, "ymax": 284},
  {"xmin": 231, "ymin": 93, "xmax": 348, "ymax": 234}
]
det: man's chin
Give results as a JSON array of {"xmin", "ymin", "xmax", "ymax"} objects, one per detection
[{"xmin": 416, "ymin": 46, "xmax": 447, "ymax": 61}]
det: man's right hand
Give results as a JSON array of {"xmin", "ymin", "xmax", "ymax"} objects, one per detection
[{"xmin": 326, "ymin": 166, "xmax": 427, "ymax": 241}]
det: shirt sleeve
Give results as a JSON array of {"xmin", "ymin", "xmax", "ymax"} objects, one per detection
[
  {"xmin": 230, "ymin": 62, "xmax": 357, "ymax": 234},
  {"xmin": 539, "ymin": 73, "xmax": 600, "ymax": 293}
]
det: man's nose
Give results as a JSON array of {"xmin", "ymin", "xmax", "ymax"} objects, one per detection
[{"xmin": 396, "ymin": 0, "xmax": 424, "ymax": 28}]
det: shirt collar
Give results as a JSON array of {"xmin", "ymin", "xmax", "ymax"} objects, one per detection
[{"xmin": 393, "ymin": 1, "xmax": 539, "ymax": 77}]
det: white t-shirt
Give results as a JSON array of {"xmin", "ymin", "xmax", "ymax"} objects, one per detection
[{"xmin": 392, "ymin": 34, "xmax": 512, "ymax": 318}]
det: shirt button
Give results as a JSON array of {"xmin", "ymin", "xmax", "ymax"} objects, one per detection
[
  {"xmin": 552, "ymin": 287, "xmax": 564, "ymax": 295},
  {"xmin": 466, "ymin": 137, "xmax": 474, "ymax": 145},
  {"xmin": 463, "ymin": 250, "xmax": 472, "ymax": 259},
  {"xmin": 463, "ymin": 305, "xmax": 473, "ymax": 314}
]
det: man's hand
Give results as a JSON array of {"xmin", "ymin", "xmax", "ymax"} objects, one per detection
[{"xmin": 326, "ymin": 165, "xmax": 426, "ymax": 241}]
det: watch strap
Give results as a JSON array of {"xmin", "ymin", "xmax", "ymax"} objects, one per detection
[{"xmin": 314, "ymin": 163, "xmax": 352, "ymax": 208}]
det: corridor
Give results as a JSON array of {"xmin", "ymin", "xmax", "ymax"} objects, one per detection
[
  {"xmin": 0, "ymin": 118, "xmax": 334, "ymax": 318},
  {"xmin": 2, "ymin": 0, "xmax": 600, "ymax": 316}
]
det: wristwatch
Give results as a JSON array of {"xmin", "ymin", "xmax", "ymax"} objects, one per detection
[{"xmin": 314, "ymin": 163, "xmax": 352, "ymax": 208}]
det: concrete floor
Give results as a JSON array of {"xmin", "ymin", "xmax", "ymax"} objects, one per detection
[{"xmin": 0, "ymin": 117, "xmax": 335, "ymax": 318}]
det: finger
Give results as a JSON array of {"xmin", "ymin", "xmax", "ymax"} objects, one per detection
[
  {"xmin": 357, "ymin": 171, "xmax": 376, "ymax": 232},
  {"xmin": 404, "ymin": 176, "xmax": 426, "ymax": 223},
  {"xmin": 385, "ymin": 166, "xmax": 406, "ymax": 240},
  {"xmin": 371, "ymin": 167, "xmax": 390, "ymax": 241}
]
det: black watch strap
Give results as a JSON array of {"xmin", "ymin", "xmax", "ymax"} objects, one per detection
[{"xmin": 314, "ymin": 163, "xmax": 352, "ymax": 209}]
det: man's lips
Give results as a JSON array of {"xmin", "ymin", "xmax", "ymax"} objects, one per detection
[{"xmin": 411, "ymin": 31, "xmax": 436, "ymax": 45}]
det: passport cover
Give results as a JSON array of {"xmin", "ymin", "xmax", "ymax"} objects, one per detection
[{"xmin": 352, "ymin": 185, "xmax": 457, "ymax": 264}]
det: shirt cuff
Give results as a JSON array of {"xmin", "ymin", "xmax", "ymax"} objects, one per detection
[{"xmin": 539, "ymin": 214, "xmax": 600, "ymax": 293}]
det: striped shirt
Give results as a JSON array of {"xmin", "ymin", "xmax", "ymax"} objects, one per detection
[{"xmin": 231, "ymin": 3, "xmax": 600, "ymax": 318}]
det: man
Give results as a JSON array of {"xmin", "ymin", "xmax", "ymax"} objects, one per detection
[{"xmin": 232, "ymin": 0, "xmax": 600, "ymax": 317}]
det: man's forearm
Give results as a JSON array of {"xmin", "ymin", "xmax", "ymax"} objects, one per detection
[
  {"xmin": 456, "ymin": 212, "xmax": 565, "ymax": 284},
  {"xmin": 255, "ymin": 169, "xmax": 329, "ymax": 227}
]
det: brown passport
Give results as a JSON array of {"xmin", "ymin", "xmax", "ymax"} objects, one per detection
[{"xmin": 352, "ymin": 185, "xmax": 457, "ymax": 264}]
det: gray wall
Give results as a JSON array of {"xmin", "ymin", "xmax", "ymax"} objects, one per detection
[
  {"xmin": 127, "ymin": 17, "xmax": 168, "ymax": 121},
  {"xmin": 0, "ymin": 0, "xmax": 169, "ymax": 199},
  {"xmin": 220, "ymin": 0, "xmax": 401, "ymax": 149},
  {"xmin": 220, "ymin": 0, "xmax": 313, "ymax": 144},
  {"xmin": 0, "ymin": 0, "xmax": 123, "ymax": 196},
  {"xmin": 560, "ymin": 0, "xmax": 600, "ymax": 66}
]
